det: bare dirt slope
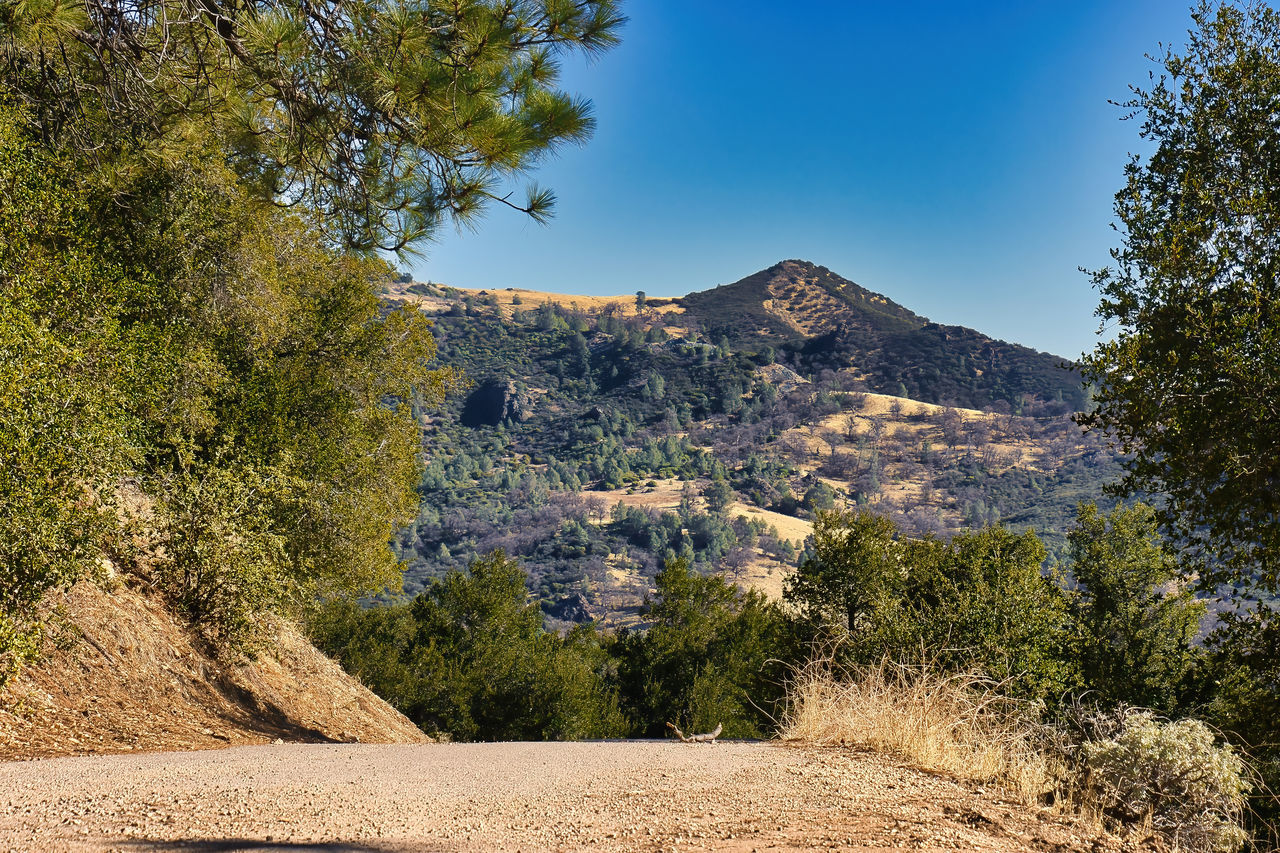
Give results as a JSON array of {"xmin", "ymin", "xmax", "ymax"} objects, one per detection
[
  {"xmin": 0, "ymin": 740, "xmax": 1150, "ymax": 853},
  {"xmin": 0, "ymin": 581, "xmax": 427, "ymax": 760}
]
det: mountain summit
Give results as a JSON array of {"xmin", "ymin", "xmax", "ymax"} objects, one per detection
[
  {"xmin": 681, "ymin": 260, "xmax": 1083, "ymax": 410},
  {"xmin": 682, "ymin": 260, "xmax": 924, "ymax": 343}
]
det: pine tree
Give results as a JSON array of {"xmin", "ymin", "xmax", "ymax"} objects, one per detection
[{"xmin": 1, "ymin": 0, "xmax": 625, "ymax": 251}]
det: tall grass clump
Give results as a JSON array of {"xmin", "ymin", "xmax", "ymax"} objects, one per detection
[
  {"xmin": 780, "ymin": 656, "xmax": 1051, "ymax": 800},
  {"xmin": 782, "ymin": 656, "xmax": 1256, "ymax": 852}
]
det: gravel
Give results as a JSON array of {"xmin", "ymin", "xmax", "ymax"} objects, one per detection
[{"xmin": 0, "ymin": 740, "xmax": 1140, "ymax": 852}]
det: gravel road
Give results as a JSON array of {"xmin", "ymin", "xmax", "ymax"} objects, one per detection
[{"xmin": 0, "ymin": 741, "xmax": 1130, "ymax": 852}]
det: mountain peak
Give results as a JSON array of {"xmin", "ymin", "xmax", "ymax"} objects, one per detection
[{"xmin": 680, "ymin": 260, "xmax": 925, "ymax": 345}]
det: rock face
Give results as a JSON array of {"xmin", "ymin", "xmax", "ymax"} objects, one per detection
[
  {"xmin": 460, "ymin": 378, "xmax": 533, "ymax": 427},
  {"xmin": 543, "ymin": 593, "xmax": 592, "ymax": 624}
]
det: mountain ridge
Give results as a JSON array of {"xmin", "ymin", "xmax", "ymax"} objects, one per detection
[
  {"xmin": 379, "ymin": 262, "xmax": 1118, "ymax": 620},
  {"xmin": 681, "ymin": 259, "xmax": 926, "ymax": 344},
  {"xmin": 419, "ymin": 258, "xmax": 1085, "ymax": 412}
]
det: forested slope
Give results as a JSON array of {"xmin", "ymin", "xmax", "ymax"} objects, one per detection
[{"xmin": 387, "ymin": 268, "xmax": 1120, "ymax": 623}]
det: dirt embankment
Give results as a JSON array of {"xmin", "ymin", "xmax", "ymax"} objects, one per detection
[{"xmin": 0, "ymin": 581, "xmax": 427, "ymax": 760}]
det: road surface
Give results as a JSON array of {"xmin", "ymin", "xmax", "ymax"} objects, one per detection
[{"xmin": 0, "ymin": 740, "xmax": 1131, "ymax": 852}]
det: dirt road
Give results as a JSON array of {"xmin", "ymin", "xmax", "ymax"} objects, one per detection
[{"xmin": 1, "ymin": 741, "xmax": 1130, "ymax": 852}]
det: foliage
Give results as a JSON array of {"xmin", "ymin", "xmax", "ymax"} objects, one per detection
[
  {"xmin": 1, "ymin": 0, "xmax": 624, "ymax": 251},
  {"xmin": 1193, "ymin": 609, "xmax": 1280, "ymax": 847},
  {"xmin": 1065, "ymin": 503, "xmax": 1203, "ymax": 712},
  {"xmin": 1083, "ymin": 710, "xmax": 1249, "ymax": 853},
  {"xmin": 0, "ymin": 115, "xmax": 128, "ymax": 680},
  {"xmin": 784, "ymin": 509, "xmax": 901, "ymax": 637},
  {"xmin": 614, "ymin": 559, "xmax": 788, "ymax": 738},
  {"xmin": 1075, "ymin": 9, "xmax": 1280, "ymax": 845},
  {"xmin": 786, "ymin": 509, "xmax": 1075, "ymax": 702},
  {"xmin": 310, "ymin": 551, "xmax": 625, "ymax": 741},
  {"xmin": 1076, "ymin": 1, "xmax": 1280, "ymax": 598},
  {"xmin": 0, "ymin": 105, "xmax": 454, "ymax": 658}
]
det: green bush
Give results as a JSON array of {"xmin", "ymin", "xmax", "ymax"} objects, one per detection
[
  {"xmin": 615, "ymin": 559, "xmax": 789, "ymax": 737},
  {"xmin": 1083, "ymin": 711, "xmax": 1249, "ymax": 853},
  {"xmin": 0, "ymin": 103, "xmax": 456, "ymax": 662},
  {"xmin": 1066, "ymin": 502, "xmax": 1203, "ymax": 711},
  {"xmin": 786, "ymin": 510, "xmax": 1075, "ymax": 702},
  {"xmin": 0, "ymin": 111, "xmax": 131, "ymax": 681},
  {"xmin": 310, "ymin": 551, "xmax": 625, "ymax": 741}
]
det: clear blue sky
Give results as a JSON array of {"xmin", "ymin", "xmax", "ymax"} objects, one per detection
[{"xmin": 409, "ymin": 1, "xmax": 1195, "ymax": 360}]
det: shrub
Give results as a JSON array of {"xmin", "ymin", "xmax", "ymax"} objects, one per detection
[
  {"xmin": 310, "ymin": 551, "xmax": 626, "ymax": 741},
  {"xmin": 1066, "ymin": 502, "xmax": 1203, "ymax": 711},
  {"xmin": 1082, "ymin": 710, "xmax": 1249, "ymax": 853},
  {"xmin": 615, "ymin": 559, "xmax": 788, "ymax": 738},
  {"xmin": 786, "ymin": 510, "xmax": 1075, "ymax": 702}
]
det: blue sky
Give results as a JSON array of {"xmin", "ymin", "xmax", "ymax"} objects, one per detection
[{"xmin": 409, "ymin": 1, "xmax": 1195, "ymax": 360}]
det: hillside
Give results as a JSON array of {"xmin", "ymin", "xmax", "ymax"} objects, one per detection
[
  {"xmin": 681, "ymin": 258, "xmax": 924, "ymax": 343},
  {"xmin": 0, "ymin": 580, "xmax": 428, "ymax": 760},
  {"xmin": 382, "ymin": 261, "xmax": 1120, "ymax": 624}
]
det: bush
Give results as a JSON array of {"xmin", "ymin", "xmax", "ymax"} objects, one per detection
[
  {"xmin": 786, "ymin": 510, "xmax": 1075, "ymax": 702},
  {"xmin": 1066, "ymin": 502, "xmax": 1203, "ymax": 711},
  {"xmin": 1082, "ymin": 710, "xmax": 1249, "ymax": 853},
  {"xmin": 310, "ymin": 551, "xmax": 626, "ymax": 741},
  {"xmin": 0, "ymin": 112, "xmax": 130, "ymax": 680},
  {"xmin": 615, "ymin": 559, "xmax": 788, "ymax": 737},
  {"xmin": 0, "ymin": 105, "xmax": 457, "ymax": 664}
]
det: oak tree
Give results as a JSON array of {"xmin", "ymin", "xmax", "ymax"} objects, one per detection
[{"xmin": 1078, "ymin": 1, "xmax": 1280, "ymax": 596}]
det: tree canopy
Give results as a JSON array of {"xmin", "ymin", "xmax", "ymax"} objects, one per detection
[
  {"xmin": 1077, "ymin": 6, "xmax": 1280, "ymax": 833},
  {"xmin": 1077, "ymin": 1, "xmax": 1280, "ymax": 595},
  {"xmin": 0, "ymin": 108, "xmax": 457, "ymax": 660},
  {"xmin": 786, "ymin": 509, "xmax": 1074, "ymax": 702},
  {"xmin": 1066, "ymin": 503, "xmax": 1203, "ymax": 712},
  {"xmin": 1, "ymin": 0, "xmax": 625, "ymax": 250}
]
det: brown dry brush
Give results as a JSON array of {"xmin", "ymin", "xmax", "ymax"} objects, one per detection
[
  {"xmin": 779, "ymin": 654, "xmax": 1052, "ymax": 802},
  {"xmin": 779, "ymin": 654, "xmax": 1260, "ymax": 853}
]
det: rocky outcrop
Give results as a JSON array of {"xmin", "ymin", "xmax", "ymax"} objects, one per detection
[
  {"xmin": 460, "ymin": 378, "xmax": 533, "ymax": 427},
  {"xmin": 543, "ymin": 592, "xmax": 592, "ymax": 624}
]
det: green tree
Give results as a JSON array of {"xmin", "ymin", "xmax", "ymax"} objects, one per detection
[
  {"xmin": 784, "ymin": 509, "xmax": 902, "ymax": 638},
  {"xmin": 1065, "ymin": 503, "xmax": 1203, "ymax": 712},
  {"xmin": 0, "ymin": 116, "xmax": 131, "ymax": 679},
  {"xmin": 702, "ymin": 475, "xmax": 734, "ymax": 513},
  {"xmin": 311, "ymin": 551, "xmax": 625, "ymax": 741},
  {"xmin": 0, "ymin": 107, "xmax": 457, "ymax": 656},
  {"xmin": 787, "ymin": 510, "xmax": 1075, "ymax": 702},
  {"xmin": 801, "ymin": 481, "xmax": 837, "ymax": 512},
  {"xmin": 616, "ymin": 559, "xmax": 787, "ymax": 738},
  {"xmin": 1, "ymin": 0, "xmax": 625, "ymax": 251},
  {"xmin": 1075, "ymin": 8, "xmax": 1280, "ymax": 839},
  {"xmin": 1076, "ymin": 2, "xmax": 1280, "ymax": 598}
]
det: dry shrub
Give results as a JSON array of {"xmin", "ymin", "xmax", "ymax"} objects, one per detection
[
  {"xmin": 782, "ymin": 661, "xmax": 1254, "ymax": 852},
  {"xmin": 1043, "ymin": 705, "xmax": 1251, "ymax": 853},
  {"xmin": 780, "ymin": 656, "xmax": 1051, "ymax": 801}
]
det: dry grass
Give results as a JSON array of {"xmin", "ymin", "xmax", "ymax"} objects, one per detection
[
  {"xmin": 0, "ymin": 581, "xmax": 428, "ymax": 759},
  {"xmin": 781, "ymin": 657, "xmax": 1052, "ymax": 802}
]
